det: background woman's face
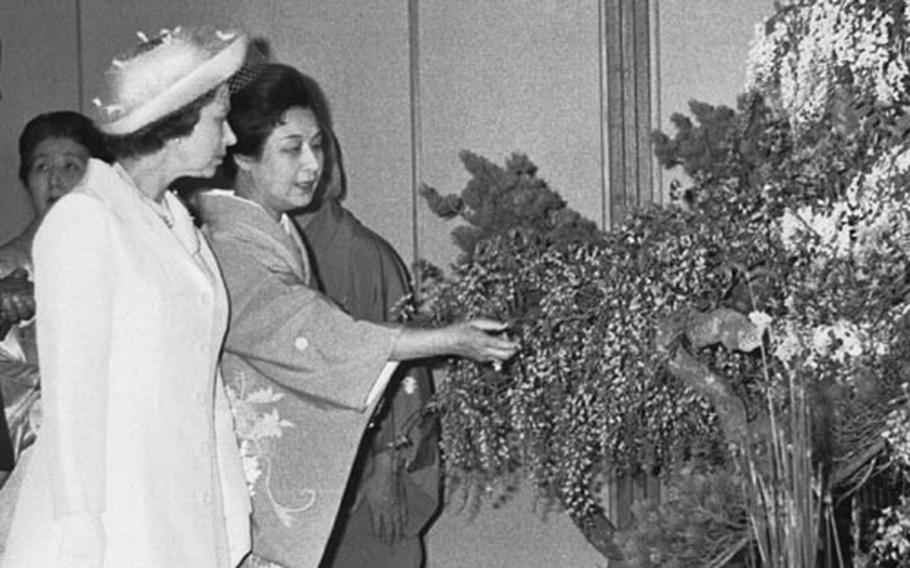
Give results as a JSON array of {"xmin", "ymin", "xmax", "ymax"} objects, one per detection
[
  {"xmin": 244, "ymin": 106, "xmax": 323, "ymax": 218},
  {"xmin": 26, "ymin": 136, "xmax": 90, "ymax": 216}
]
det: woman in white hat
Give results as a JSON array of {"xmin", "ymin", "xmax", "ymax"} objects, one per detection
[{"xmin": 3, "ymin": 26, "xmax": 251, "ymax": 567}]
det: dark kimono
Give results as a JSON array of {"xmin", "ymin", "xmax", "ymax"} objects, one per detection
[{"xmin": 298, "ymin": 198, "xmax": 440, "ymax": 568}]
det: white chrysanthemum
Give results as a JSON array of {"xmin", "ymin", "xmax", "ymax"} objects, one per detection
[
  {"xmin": 883, "ymin": 402, "xmax": 910, "ymax": 469},
  {"xmin": 779, "ymin": 208, "xmax": 803, "ymax": 252},
  {"xmin": 747, "ymin": 0, "xmax": 910, "ymax": 130},
  {"xmin": 748, "ymin": 311, "xmax": 773, "ymax": 336},
  {"xmin": 811, "ymin": 320, "xmax": 865, "ymax": 363},
  {"xmin": 772, "ymin": 322, "xmax": 802, "ymax": 365}
]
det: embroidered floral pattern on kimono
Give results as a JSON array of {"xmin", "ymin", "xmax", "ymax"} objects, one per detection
[{"xmin": 225, "ymin": 370, "xmax": 316, "ymax": 527}]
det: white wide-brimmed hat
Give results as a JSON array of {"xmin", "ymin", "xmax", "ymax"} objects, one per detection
[{"xmin": 94, "ymin": 26, "xmax": 248, "ymax": 136}]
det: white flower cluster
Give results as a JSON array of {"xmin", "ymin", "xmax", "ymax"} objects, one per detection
[
  {"xmin": 880, "ymin": 404, "xmax": 910, "ymax": 560},
  {"xmin": 772, "ymin": 317, "xmax": 877, "ymax": 371},
  {"xmin": 884, "ymin": 394, "xmax": 910, "ymax": 469},
  {"xmin": 778, "ymin": 202, "xmax": 850, "ymax": 258},
  {"xmin": 872, "ymin": 495, "xmax": 910, "ymax": 562},
  {"xmin": 771, "ymin": 146, "xmax": 910, "ymax": 374},
  {"xmin": 747, "ymin": 0, "xmax": 910, "ymax": 129},
  {"xmin": 778, "ymin": 146, "xmax": 910, "ymax": 266}
]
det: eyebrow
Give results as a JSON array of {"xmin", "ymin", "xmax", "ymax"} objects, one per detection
[{"xmin": 32, "ymin": 151, "xmax": 88, "ymax": 161}]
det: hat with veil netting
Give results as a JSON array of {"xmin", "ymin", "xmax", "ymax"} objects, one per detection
[{"xmin": 93, "ymin": 25, "xmax": 248, "ymax": 136}]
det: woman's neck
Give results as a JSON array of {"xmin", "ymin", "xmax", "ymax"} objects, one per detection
[
  {"xmin": 118, "ymin": 156, "xmax": 171, "ymax": 203},
  {"xmin": 233, "ymin": 173, "xmax": 280, "ymax": 221}
]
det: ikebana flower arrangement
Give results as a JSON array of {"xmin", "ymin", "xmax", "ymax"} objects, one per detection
[{"xmin": 414, "ymin": 1, "xmax": 910, "ymax": 565}]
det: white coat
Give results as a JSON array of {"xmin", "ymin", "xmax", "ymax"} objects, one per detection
[{"xmin": 2, "ymin": 160, "xmax": 250, "ymax": 567}]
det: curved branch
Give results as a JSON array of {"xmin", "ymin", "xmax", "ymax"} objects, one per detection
[
  {"xmin": 558, "ymin": 307, "xmax": 762, "ymax": 561},
  {"xmin": 568, "ymin": 509, "xmax": 623, "ymax": 560},
  {"xmin": 656, "ymin": 307, "xmax": 764, "ymax": 449}
]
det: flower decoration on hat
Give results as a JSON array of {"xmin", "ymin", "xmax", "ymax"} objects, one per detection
[{"xmin": 93, "ymin": 25, "xmax": 248, "ymax": 136}]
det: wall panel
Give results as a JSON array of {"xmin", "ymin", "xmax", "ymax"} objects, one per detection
[
  {"xmin": 417, "ymin": 0, "xmax": 604, "ymax": 268},
  {"xmin": 0, "ymin": 0, "xmax": 81, "ymax": 244},
  {"xmin": 655, "ymin": 0, "xmax": 775, "ymax": 199}
]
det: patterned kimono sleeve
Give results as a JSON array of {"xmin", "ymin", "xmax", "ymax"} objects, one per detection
[{"xmin": 210, "ymin": 233, "xmax": 401, "ymax": 412}]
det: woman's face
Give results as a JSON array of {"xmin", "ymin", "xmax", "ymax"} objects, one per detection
[
  {"xmin": 26, "ymin": 136, "xmax": 91, "ymax": 217},
  {"xmin": 174, "ymin": 86, "xmax": 236, "ymax": 179},
  {"xmin": 240, "ymin": 106, "xmax": 323, "ymax": 219}
]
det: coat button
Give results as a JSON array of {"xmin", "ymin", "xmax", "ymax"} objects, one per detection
[{"xmin": 294, "ymin": 337, "xmax": 309, "ymax": 351}]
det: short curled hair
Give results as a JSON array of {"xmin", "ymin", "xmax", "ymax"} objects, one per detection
[
  {"xmin": 228, "ymin": 63, "xmax": 319, "ymax": 160},
  {"xmin": 102, "ymin": 87, "xmax": 219, "ymax": 160},
  {"xmin": 226, "ymin": 63, "xmax": 337, "ymax": 186},
  {"xmin": 18, "ymin": 111, "xmax": 110, "ymax": 184}
]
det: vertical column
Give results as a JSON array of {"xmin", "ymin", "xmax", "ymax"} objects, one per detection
[
  {"xmin": 408, "ymin": 0, "xmax": 422, "ymax": 296},
  {"xmin": 603, "ymin": 0, "xmax": 654, "ymax": 229},
  {"xmin": 603, "ymin": 5, "xmax": 660, "ymax": 561},
  {"xmin": 633, "ymin": 0, "xmax": 653, "ymax": 205},
  {"xmin": 75, "ymin": 0, "xmax": 84, "ymax": 111}
]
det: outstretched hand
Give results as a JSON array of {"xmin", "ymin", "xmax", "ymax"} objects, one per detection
[
  {"xmin": 392, "ymin": 318, "xmax": 520, "ymax": 364},
  {"xmin": 451, "ymin": 318, "xmax": 519, "ymax": 365}
]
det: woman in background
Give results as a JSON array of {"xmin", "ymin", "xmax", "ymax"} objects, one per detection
[
  {"xmin": 196, "ymin": 62, "xmax": 517, "ymax": 568},
  {"xmin": 0, "ymin": 111, "xmax": 109, "ymax": 379},
  {"xmin": 0, "ymin": 111, "xmax": 109, "ymax": 494},
  {"xmin": 3, "ymin": 26, "xmax": 251, "ymax": 567},
  {"xmin": 297, "ymin": 128, "xmax": 441, "ymax": 568},
  {"xmin": 0, "ymin": 111, "xmax": 110, "ymax": 276},
  {"xmin": 0, "ymin": 110, "xmax": 110, "ymax": 402}
]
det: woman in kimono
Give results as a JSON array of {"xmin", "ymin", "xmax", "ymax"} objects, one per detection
[
  {"xmin": 3, "ymin": 26, "xmax": 251, "ymax": 567},
  {"xmin": 195, "ymin": 62, "xmax": 518, "ymax": 568}
]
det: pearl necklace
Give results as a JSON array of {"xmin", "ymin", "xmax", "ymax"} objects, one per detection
[
  {"xmin": 114, "ymin": 163, "xmax": 175, "ymax": 229},
  {"xmin": 140, "ymin": 192, "xmax": 175, "ymax": 229}
]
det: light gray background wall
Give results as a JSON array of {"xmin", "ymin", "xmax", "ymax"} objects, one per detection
[
  {"xmin": 0, "ymin": 1, "xmax": 773, "ymax": 566},
  {"xmin": 0, "ymin": 0, "xmax": 81, "ymax": 243}
]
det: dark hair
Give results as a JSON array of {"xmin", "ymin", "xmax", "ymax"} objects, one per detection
[
  {"xmin": 18, "ymin": 111, "xmax": 110, "ymax": 184},
  {"xmin": 227, "ymin": 63, "xmax": 339, "ymax": 189},
  {"xmin": 228, "ymin": 63, "xmax": 322, "ymax": 160},
  {"xmin": 102, "ymin": 87, "xmax": 219, "ymax": 160}
]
